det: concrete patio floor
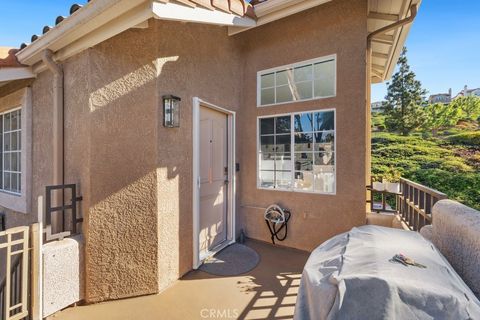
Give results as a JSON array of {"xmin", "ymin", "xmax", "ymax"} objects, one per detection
[{"xmin": 49, "ymin": 240, "xmax": 310, "ymax": 320}]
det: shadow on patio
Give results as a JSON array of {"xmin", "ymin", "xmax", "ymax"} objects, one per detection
[{"xmin": 50, "ymin": 240, "xmax": 309, "ymax": 320}]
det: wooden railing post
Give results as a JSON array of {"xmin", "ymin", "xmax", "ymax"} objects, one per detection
[{"xmin": 396, "ymin": 178, "xmax": 448, "ymax": 231}]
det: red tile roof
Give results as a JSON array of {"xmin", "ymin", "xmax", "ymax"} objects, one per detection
[
  {"xmin": 0, "ymin": 48, "xmax": 23, "ymax": 68},
  {"xmin": 17, "ymin": 0, "xmax": 259, "ymax": 52}
]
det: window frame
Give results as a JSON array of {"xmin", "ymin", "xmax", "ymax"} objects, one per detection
[
  {"xmin": 257, "ymin": 54, "xmax": 337, "ymax": 107},
  {"xmin": 0, "ymin": 107, "xmax": 22, "ymax": 196},
  {"xmin": 0, "ymin": 87, "xmax": 32, "ymax": 214},
  {"xmin": 257, "ymin": 108, "xmax": 337, "ymax": 195}
]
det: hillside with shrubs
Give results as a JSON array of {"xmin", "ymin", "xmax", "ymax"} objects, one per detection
[{"xmin": 372, "ymin": 47, "xmax": 479, "ymax": 210}]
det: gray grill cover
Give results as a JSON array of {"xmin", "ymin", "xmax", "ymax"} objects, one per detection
[{"xmin": 294, "ymin": 225, "xmax": 480, "ymax": 320}]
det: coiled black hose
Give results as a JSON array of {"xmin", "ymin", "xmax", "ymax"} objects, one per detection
[{"xmin": 264, "ymin": 205, "xmax": 291, "ymax": 244}]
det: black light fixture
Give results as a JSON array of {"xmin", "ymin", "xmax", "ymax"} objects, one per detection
[{"xmin": 163, "ymin": 95, "xmax": 181, "ymax": 128}]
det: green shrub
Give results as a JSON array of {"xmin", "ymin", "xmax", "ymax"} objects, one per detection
[
  {"xmin": 410, "ymin": 169, "xmax": 480, "ymax": 210},
  {"xmin": 440, "ymin": 158, "xmax": 474, "ymax": 173},
  {"xmin": 447, "ymin": 131, "xmax": 480, "ymax": 146},
  {"xmin": 372, "ymin": 131, "xmax": 480, "ymax": 211}
]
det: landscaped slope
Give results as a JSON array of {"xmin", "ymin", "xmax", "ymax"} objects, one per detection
[{"xmin": 371, "ymin": 119, "xmax": 480, "ymax": 210}]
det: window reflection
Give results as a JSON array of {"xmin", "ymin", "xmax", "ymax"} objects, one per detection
[
  {"xmin": 259, "ymin": 58, "xmax": 336, "ymax": 106},
  {"xmin": 294, "ymin": 113, "xmax": 313, "ymax": 132},
  {"xmin": 259, "ymin": 110, "xmax": 335, "ymax": 193},
  {"xmin": 259, "ymin": 116, "xmax": 292, "ymax": 189},
  {"xmin": 276, "ymin": 116, "xmax": 291, "ymax": 134},
  {"xmin": 294, "ymin": 133, "xmax": 313, "ymax": 152},
  {"xmin": 314, "ymin": 111, "xmax": 334, "ymax": 131}
]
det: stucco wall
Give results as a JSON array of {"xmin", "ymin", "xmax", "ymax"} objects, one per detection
[
  {"xmin": 25, "ymin": 0, "xmax": 369, "ymax": 303},
  {"xmin": 28, "ymin": 24, "xmax": 160, "ymax": 302},
  {"xmin": 83, "ymin": 25, "xmax": 160, "ymax": 302},
  {"xmin": 152, "ymin": 20, "xmax": 244, "ymax": 289},
  {"xmin": 32, "ymin": 71, "xmax": 54, "ymax": 222},
  {"xmin": 236, "ymin": 0, "xmax": 368, "ymax": 251},
  {"xmin": 422, "ymin": 200, "xmax": 480, "ymax": 298},
  {"xmin": 42, "ymin": 235, "xmax": 85, "ymax": 317}
]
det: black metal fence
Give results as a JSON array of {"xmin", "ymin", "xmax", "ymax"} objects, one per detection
[{"xmin": 45, "ymin": 184, "xmax": 83, "ymax": 242}]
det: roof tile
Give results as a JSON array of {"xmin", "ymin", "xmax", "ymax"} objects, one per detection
[
  {"xmin": 17, "ymin": 0, "xmax": 259, "ymax": 53},
  {"xmin": 0, "ymin": 48, "xmax": 24, "ymax": 68}
]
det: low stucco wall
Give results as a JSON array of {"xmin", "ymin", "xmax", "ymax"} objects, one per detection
[
  {"xmin": 366, "ymin": 212, "xmax": 409, "ymax": 230},
  {"xmin": 43, "ymin": 235, "xmax": 85, "ymax": 317},
  {"xmin": 421, "ymin": 200, "xmax": 480, "ymax": 298}
]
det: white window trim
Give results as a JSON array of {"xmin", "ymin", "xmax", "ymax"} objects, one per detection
[
  {"xmin": 257, "ymin": 54, "xmax": 337, "ymax": 107},
  {"xmin": 256, "ymin": 108, "xmax": 337, "ymax": 195},
  {"xmin": 0, "ymin": 88, "xmax": 32, "ymax": 213},
  {"xmin": 1, "ymin": 106, "xmax": 22, "ymax": 195}
]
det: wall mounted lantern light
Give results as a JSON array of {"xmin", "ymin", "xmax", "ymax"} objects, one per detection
[{"xmin": 163, "ymin": 95, "xmax": 181, "ymax": 128}]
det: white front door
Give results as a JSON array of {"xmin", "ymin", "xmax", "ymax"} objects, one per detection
[{"xmin": 199, "ymin": 106, "xmax": 228, "ymax": 258}]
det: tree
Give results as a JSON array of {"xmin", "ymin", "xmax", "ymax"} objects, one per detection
[
  {"xmin": 383, "ymin": 47, "xmax": 427, "ymax": 135},
  {"xmin": 451, "ymin": 96, "xmax": 480, "ymax": 121},
  {"xmin": 422, "ymin": 103, "xmax": 462, "ymax": 136}
]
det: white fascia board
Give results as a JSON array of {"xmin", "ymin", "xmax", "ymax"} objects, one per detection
[
  {"xmin": 253, "ymin": 0, "xmax": 305, "ymax": 16},
  {"xmin": 32, "ymin": 2, "xmax": 153, "ymax": 74},
  {"xmin": 228, "ymin": 0, "xmax": 331, "ymax": 35},
  {"xmin": 16, "ymin": 0, "xmax": 149, "ymax": 66},
  {"xmin": 152, "ymin": 1, "xmax": 256, "ymax": 27},
  {"xmin": 383, "ymin": 0, "xmax": 422, "ymax": 81},
  {"xmin": 0, "ymin": 67, "xmax": 35, "ymax": 82}
]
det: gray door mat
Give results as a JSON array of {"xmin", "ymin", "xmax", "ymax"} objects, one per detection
[{"xmin": 199, "ymin": 243, "xmax": 260, "ymax": 276}]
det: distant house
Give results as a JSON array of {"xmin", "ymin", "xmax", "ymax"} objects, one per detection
[
  {"xmin": 371, "ymin": 101, "xmax": 385, "ymax": 113},
  {"xmin": 453, "ymin": 85, "xmax": 480, "ymax": 99},
  {"xmin": 428, "ymin": 88, "xmax": 452, "ymax": 104}
]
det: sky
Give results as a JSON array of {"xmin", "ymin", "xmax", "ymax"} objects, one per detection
[
  {"xmin": 0, "ymin": 0, "xmax": 479, "ymax": 102},
  {"xmin": 372, "ymin": 0, "xmax": 480, "ymax": 102}
]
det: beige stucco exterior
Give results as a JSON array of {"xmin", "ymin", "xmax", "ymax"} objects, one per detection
[
  {"xmin": 237, "ymin": 0, "xmax": 368, "ymax": 251},
  {"xmin": 0, "ymin": 0, "xmax": 370, "ymax": 303}
]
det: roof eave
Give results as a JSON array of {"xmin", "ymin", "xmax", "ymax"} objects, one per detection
[
  {"xmin": 228, "ymin": 0, "xmax": 332, "ymax": 36},
  {"xmin": 16, "ymin": 0, "xmax": 151, "ymax": 67},
  {"xmin": 0, "ymin": 67, "xmax": 36, "ymax": 88},
  {"xmin": 152, "ymin": 1, "xmax": 256, "ymax": 27},
  {"xmin": 369, "ymin": 0, "xmax": 422, "ymax": 83},
  {"xmin": 383, "ymin": 8, "xmax": 415, "ymax": 81},
  {"xmin": 16, "ymin": 0, "xmax": 256, "ymax": 71}
]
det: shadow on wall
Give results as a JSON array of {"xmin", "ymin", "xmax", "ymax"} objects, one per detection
[
  {"xmin": 88, "ymin": 56, "xmax": 179, "ymax": 113},
  {"xmin": 75, "ymin": 17, "xmax": 244, "ymax": 300},
  {"xmin": 79, "ymin": 34, "xmax": 189, "ymax": 300}
]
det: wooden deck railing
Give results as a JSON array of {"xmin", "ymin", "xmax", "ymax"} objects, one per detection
[{"xmin": 397, "ymin": 178, "xmax": 448, "ymax": 231}]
